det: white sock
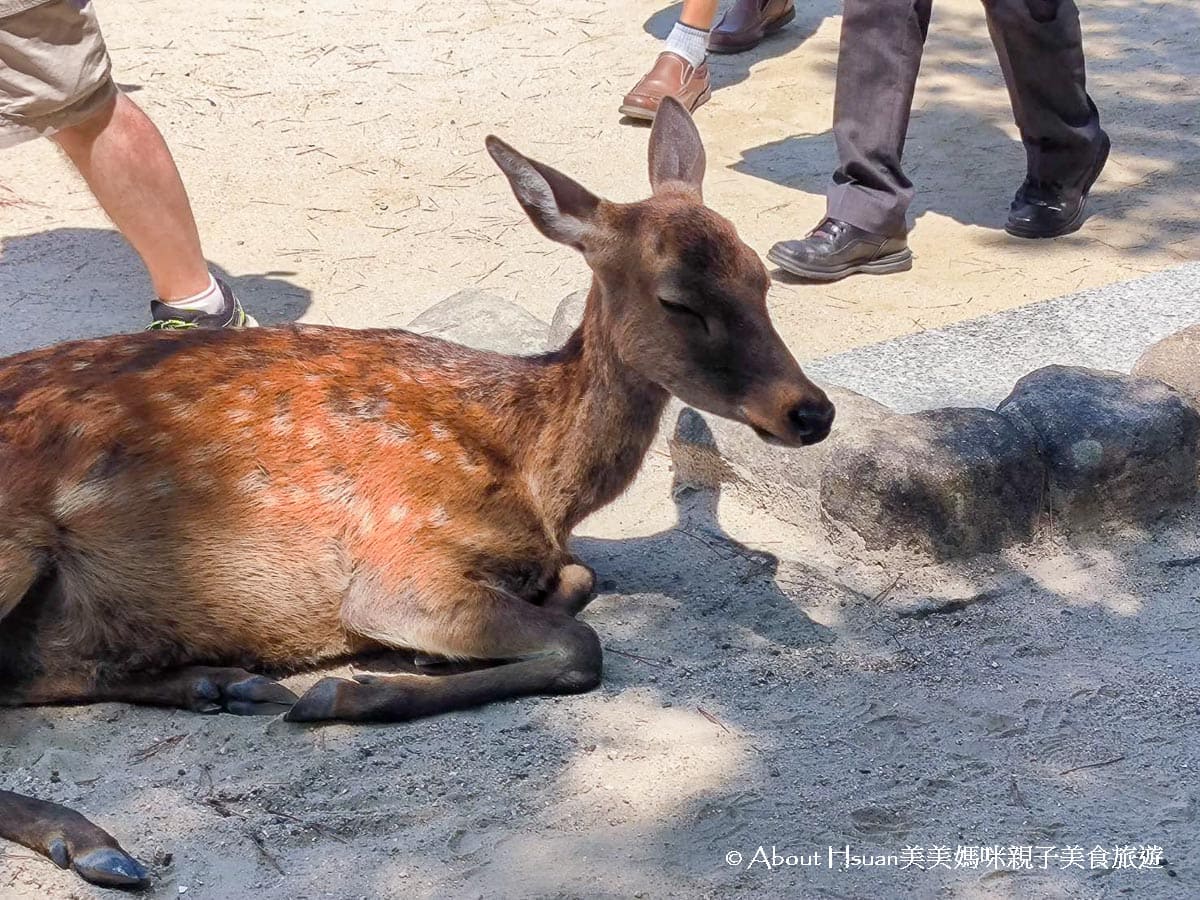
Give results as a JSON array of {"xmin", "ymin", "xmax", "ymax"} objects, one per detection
[
  {"xmin": 665, "ymin": 22, "xmax": 709, "ymax": 69},
  {"xmin": 163, "ymin": 274, "xmax": 224, "ymax": 315}
]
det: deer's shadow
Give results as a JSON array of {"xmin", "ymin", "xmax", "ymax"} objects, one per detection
[
  {"xmin": 364, "ymin": 410, "xmax": 833, "ymax": 678},
  {"xmin": 573, "ymin": 409, "xmax": 834, "ymax": 653}
]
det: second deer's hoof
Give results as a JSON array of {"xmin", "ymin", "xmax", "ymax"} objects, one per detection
[{"xmin": 50, "ymin": 840, "xmax": 150, "ymax": 890}]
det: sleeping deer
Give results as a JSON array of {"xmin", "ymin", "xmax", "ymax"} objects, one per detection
[{"xmin": 0, "ymin": 99, "xmax": 833, "ymax": 889}]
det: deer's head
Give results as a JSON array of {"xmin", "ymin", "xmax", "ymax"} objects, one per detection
[{"xmin": 486, "ymin": 98, "xmax": 834, "ymax": 447}]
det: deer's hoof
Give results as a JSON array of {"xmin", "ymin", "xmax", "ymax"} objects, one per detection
[
  {"xmin": 69, "ymin": 845, "xmax": 150, "ymax": 889},
  {"xmin": 222, "ymin": 675, "xmax": 299, "ymax": 716},
  {"xmin": 190, "ymin": 670, "xmax": 298, "ymax": 716},
  {"xmin": 283, "ymin": 676, "xmax": 349, "ymax": 723}
]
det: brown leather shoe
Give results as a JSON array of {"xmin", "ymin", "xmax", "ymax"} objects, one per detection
[
  {"xmin": 709, "ymin": 0, "xmax": 796, "ymax": 54},
  {"xmin": 620, "ymin": 52, "xmax": 711, "ymax": 121}
]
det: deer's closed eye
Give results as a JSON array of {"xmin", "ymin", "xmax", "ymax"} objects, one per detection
[{"xmin": 658, "ymin": 297, "xmax": 709, "ymax": 334}]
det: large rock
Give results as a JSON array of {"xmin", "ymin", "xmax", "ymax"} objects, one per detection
[
  {"xmin": 997, "ymin": 365, "xmax": 1200, "ymax": 525},
  {"xmin": 668, "ymin": 387, "xmax": 893, "ymax": 529},
  {"xmin": 819, "ymin": 408, "xmax": 1044, "ymax": 558},
  {"xmin": 1132, "ymin": 325, "xmax": 1200, "ymax": 410},
  {"xmin": 545, "ymin": 289, "xmax": 588, "ymax": 350},
  {"xmin": 406, "ymin": 290, "xmax": 548, "ymax": 356}
]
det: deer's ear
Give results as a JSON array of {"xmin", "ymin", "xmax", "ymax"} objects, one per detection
[
  {"xmin": 648, "ymin": 97, "xmax": 706, "ymax": 198},
  {"xmin": 486, "ymin": 136, "xmax": 600, "ymax": 249}
]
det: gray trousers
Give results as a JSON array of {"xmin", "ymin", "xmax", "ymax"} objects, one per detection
[{"xmin": 826, "ymin": 0, "xmax": 1104, "ymax": 235}]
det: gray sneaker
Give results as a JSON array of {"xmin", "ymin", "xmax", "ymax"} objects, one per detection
[{"xmin": 147, "ymin": 278, "xmax": 258, "ymax": 330}]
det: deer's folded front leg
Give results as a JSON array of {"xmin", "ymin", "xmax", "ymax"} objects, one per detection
[
  {"xmin": 285, "ymin": 570, "xmax": 603, "ymax": 724},
  {"xmin": 542, "ymin": 561, "xmax": 597, "ymax": 617}
]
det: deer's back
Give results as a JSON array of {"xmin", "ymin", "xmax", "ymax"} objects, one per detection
[{"xmin": 0, "ymin": 326, "xmax": 556, "ymax": 676}]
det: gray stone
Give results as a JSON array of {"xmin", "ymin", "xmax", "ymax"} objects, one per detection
[
  {"xmin": 545, "ymin": 289, "xmax": 589, "ymax": 350},
  {"xmin": 1132, "ymin": 324, "xmax": 1200, "ymax": 410},
  {"xmin": 406, "ymin": 290, "xmax": 548, "ymax": 356},
  {"xmin": 819, "ymin": 408, "xmax": 1044, "ymax": 558},
  {"xmin": 997, "ymin": 365, "xmax": 1200, "ymax": 525},
  {"xmin": 668, "ymin": 387, "xmax": 893, "ymax": 529}
]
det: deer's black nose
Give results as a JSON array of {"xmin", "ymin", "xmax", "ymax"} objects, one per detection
[{"xmin": 787, "ymin": 399, "xmax": 836, "ymax": 444}]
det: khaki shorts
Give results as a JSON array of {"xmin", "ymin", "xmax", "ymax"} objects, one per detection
[{"xmin": 0, "ymin": 0, "xmax": 115, "ymax": 148}]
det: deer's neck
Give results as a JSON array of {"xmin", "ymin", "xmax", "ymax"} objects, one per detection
[{"xmin": 520, "ymin": 283, "xmax": 668, "ymax": 539}]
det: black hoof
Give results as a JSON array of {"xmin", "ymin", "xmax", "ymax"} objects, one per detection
[
  {"xmin": 190, "ymin": 671, "xmax": 298, "ymax": 716},
  {"xmin": 72, "ymin": 847, "xmax": 150, "ymax": 889},
  {"xmin": 283, "ymin": 677, "xmax": 348, "ymax": 723},
  {"xmin": 224, "ymin": 675, "xmax": 299, "ymax": 716}
]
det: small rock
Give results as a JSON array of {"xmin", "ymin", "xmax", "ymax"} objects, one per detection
[
  {"xmin": 406, "ymin": 289, "xmax": 548, "ymax": 356},
  {"xmin": 544, "ymin": 289, "xmax": 588, "ymax": 350},
  {"xmin": 819, "ymin": 407, "xmax": 1043, "ymax": 558},
  {"xmin": 998, "ymin": 365, "xmax": 1200, "ymax": 525},
  {"xmin": 1132, "ymin": 325, "xmax": 1200, "ymax": 411}
]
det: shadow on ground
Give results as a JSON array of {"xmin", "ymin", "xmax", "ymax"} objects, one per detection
[
  {"xmin": 731, "ymin": 0, "xmax": 1200, "ymax": 252},
  {"xmin": 2, "ymin": 404, "xmax": 1196, "ymax": 897},
  {"xmin": 0, "ymin": 228, "xmax": 312, "ymax": 356}
]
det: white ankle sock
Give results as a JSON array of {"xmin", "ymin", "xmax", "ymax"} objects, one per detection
[
  {"xmin": 163, "ymin": 274, "xmax": 224, "ymax": 315},
  {"xmin": 665, "ymin": 22, "xmax": 709, "ymax": 68}
]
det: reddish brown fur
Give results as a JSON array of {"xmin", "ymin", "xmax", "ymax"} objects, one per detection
[
  {"xmin": 0, "ymin": 321, "xmax": 664, "ymax": 684},
  {"xmin": 0, "ymin": 99, "xmax": 833, "ymax": 888}
]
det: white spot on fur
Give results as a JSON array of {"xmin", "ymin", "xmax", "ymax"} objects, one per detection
[
  {"xmin": 421, "ymin": 447, "xmax": 443, "ymax": 464},
  {"xmin": 429, "ymin": 422, "xmax": 451, "ymax": 441},
  {"xmin": 53, "ymin": 480, "xmax": 111, "ymax": 519},
  {"xmin": 146, "ymin": 475, "xmax": 176, "ymax": 499},
  {"xmin": 317, "ymin": 475, "xmax": 357, "ymax": 506},
  {"xmin": 387, "ymin": 503, "xmax": 409, "ymax": 523},
  {"xmin": 379, "ymin": 422, "xmax": 412, "ymax": 446},
  {"xmin": 429, "ymin": 505, "xmax": 449, "ymax": 527},
  {"xmin": 237, "ymin": 468, "xmax": 272, "ymax": 496},
  {"xmin": 304, "ymin": 425, "xmax": 325, "ymax": 447}
]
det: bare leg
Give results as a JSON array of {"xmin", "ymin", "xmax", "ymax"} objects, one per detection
[
  {"xmin": 286, "ymin": 579, "xmax": 602, "ymax": 724},
  {"xmin": 679, "ymin": 0, "xmax": 720, "ymax": 29},
  {"xmin": 50, "ymin": 92, "xmax": 210, "ymax": 301},
  {"xmin": 0, "ymin": 791, "xmax": 148, "ymax": 889},
  {"xmin": 5, "ymin": 666, "xmax": 296, "ymax": 716}
]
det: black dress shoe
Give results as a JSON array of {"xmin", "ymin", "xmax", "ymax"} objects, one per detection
[
  {"xmin": 1005, "ymin": 131, "xmax": 1110, "ymax": 239},
  {"xmin": 767, "ymin": 218, "xmax": 912, "ymax": 281}
]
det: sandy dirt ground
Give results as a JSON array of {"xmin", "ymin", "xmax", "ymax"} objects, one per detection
[
  {"xmin": 1, "ymin": 1, "xmax": 1199, "ymax": 898},
  {"xmin": 2, "ymin": 452, "xmax": 1198, "ymax": 900}
]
